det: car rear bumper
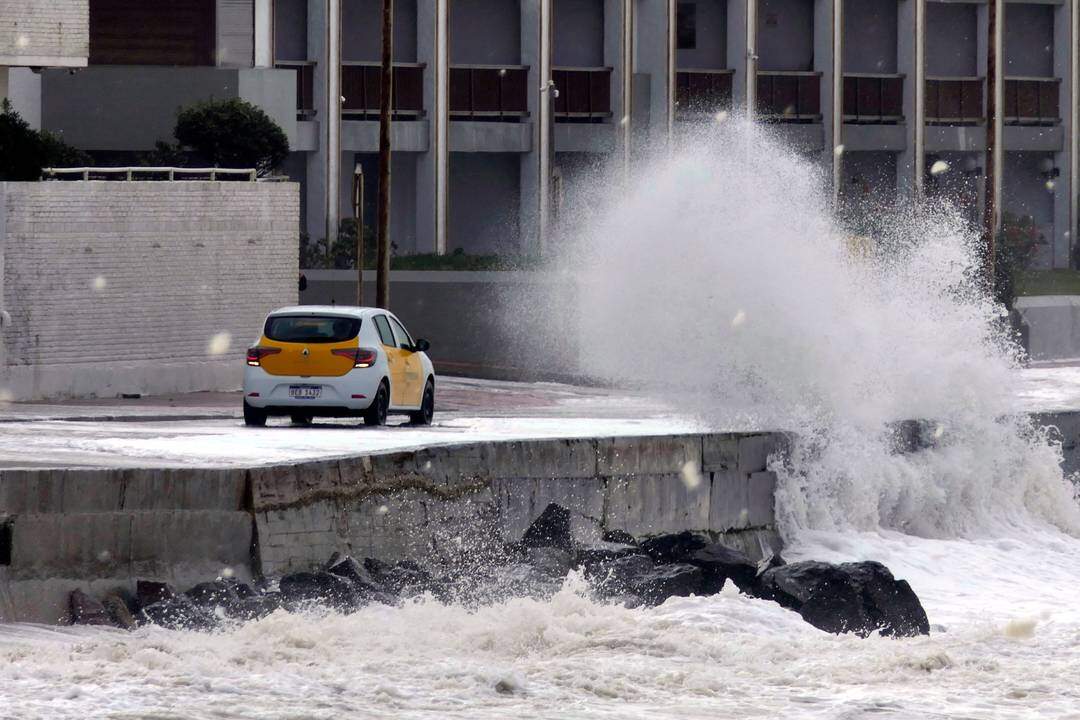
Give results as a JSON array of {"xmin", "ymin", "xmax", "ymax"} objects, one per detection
[{"xmin": 242, "ymin": 366, "xmax": 381, "ymax": 410}]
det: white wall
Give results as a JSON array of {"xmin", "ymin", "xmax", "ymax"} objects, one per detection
[
  {"xmin": 0, "ymin": 181, "xmax": 299, "ymax": 400},
  {"xmin": 0, "ymin": 0, "xmax": 88, "ymax": 67}
]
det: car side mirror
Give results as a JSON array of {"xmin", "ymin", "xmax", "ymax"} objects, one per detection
[{"xmin": 413, "ymin": 338, "xmax": 431, "ymax": 353}]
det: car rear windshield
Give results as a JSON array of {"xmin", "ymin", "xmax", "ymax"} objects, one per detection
[{"xmin": 264, "ymin": 315, "xmax": 362, "ymax": 343}]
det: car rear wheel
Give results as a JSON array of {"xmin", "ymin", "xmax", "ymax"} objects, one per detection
[
  {"xmin": 364, "ymin": 382, "xmax": 390, "ymax": 426},
  {"xmin": 243, "ymin": 401, "xmax": 267, "ymax": 427},
  {"xmin": 410, "ymin": 380, "xmax": 435, "ymax": 426}
]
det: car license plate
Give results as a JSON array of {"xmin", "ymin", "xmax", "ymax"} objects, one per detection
[{"xmin": 288, "ymin": 385, "xmax": 321, "ymax": 400}]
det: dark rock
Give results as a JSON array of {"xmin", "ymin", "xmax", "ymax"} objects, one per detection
[
  {"xmin": 489, "ymin": 563, "xmax": 563, "ymax": 600},
  {"xmin": 639, "ymin": 532, "xmax": 710, "ymax": 564},
  {"xmin": 522, "ymin": 503, "xmax": 572, "ymax": 550},
  {"xmin": 381, "ymin": 562, "xmax": 434, "ymax": 597},
  {"xmin": 758, "ymin": 561, "xmax": 929, "ymax": 637},
  {"xmin": 689, "ymin": 543, "xmax": 758, "ymax": 594},
  {"xmin": 631, "ymin": 564, "xmax": 705, "ymax": 605},
  {"xmin": 756, "ymin": 552, "xmax": 786, "ymax": 576},
  {"xmin": 102, "ymin": 593, "xmax": 138, "ymax": 630},
  {"xmin": 326, "ymin": 555, "xmax": 385, "ymax": 594},
  {"xmin": 136, "ymin": 580, "xmax": 177, "ymax": 609},
  {"xmin": 525, "ymin": 546, "xmax": 572, "ymax": 578},
  {"xmin": 601, "ymin": 529, "xmax": 637, "ymax": 546},
  {"xmin": 573, "ymin": 541, "xmax": 643, "ymax": 573},
  {"xmin": 139, "ymin": 595, "xmax": 219, "ymax": 631},
  {"xmin": 278, "ymin": 571, "xmax": 361, "ymax": 609},
  {"xmin": 229, "ymin": 594, "xmax": 283, "ymax": 621},
  {"xmin": 69, "ymin": 589, "xmax": 113, "ymax": 626},
  {"xmin": 186, "ymin": 580, "xmax": 242, "ymax": 608},
  {"xmin": 586, "ymin": 553, "xmax": 655, "ymax": 596},
  {"xmin": 363, "ymin": 557, "xmax": 392, "ymax": 578}
]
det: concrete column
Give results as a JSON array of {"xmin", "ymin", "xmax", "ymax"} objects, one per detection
[
  {"xmin": 0, "ymin": 68, "xmax": 8, "ymax": 104},
  {"xmin": 1053, "ymin": 0, "xmax": 1075, "ymax": 267},
  {"xmin": 897, "ymin": 0, "xmax": 918, "ymax": 198},
  {"xmin": 636, "ymin": 0, "xmax": 670, "ymax": 154},
  {"xmin": 305, "ymin": 1, "xmax": 328, "ymax": 239},
  {"xmin": 605, "ymin": 0, "xmax": 632, "ymax": 171},
  {"xmin": 417, "ymin": 0, "xmax": 447, "ymax": 254},
  {"xmin": 992, "ymin": 0, "xmax": 1004, "ymax": 234},
  {"xmin": 1071, "ymin": 0, "xmax": 1079, "ymax": 267},
  {"xmin": 666, "ymin": 0, "xmax": 676, "ymax": 140},
  {"xmin": 746, "ymin": 0, "xmax": 757, "ymax": 113},
  {"xmin": 325, "ymin": 0, "xmax": 342, "ymax": 245},
  {"xmin": 727, "ymin": 0, "xmax": 748, "ymax": 110},
  {"xmin": 255, "ymin": 0, "xmax": 273, "ymax": 67},
  {"xmin": 521, "ymin": 0, "xmax": 544, "ymax": 254},
  {"xmin": 831, "ymin": 0, "xmax": 842, "ymax": 201},
  {"xmin": 976, "ymin": 2, "xmax": 990, "ymax": 226},
  {"xmin": 622, "ymin": 0, "xmax": 634, "ymax": 170},
  {"xmin": 539, "ymin": 0, "xmax": 553, "ymax": 252},
  {"xmin": 913, "ymin": 0, "xmax": 925, "ymax": 198},
  {"xmin": 813, "ymin": 0, "xmax": 836, "ymax": 167}
]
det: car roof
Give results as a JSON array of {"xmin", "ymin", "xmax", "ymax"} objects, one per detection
[{"xmin": 267, "ymin": 305, "xmax": 390, "ymax": 320}]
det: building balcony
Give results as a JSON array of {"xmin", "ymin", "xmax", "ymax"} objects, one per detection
[
  {"xmin": 342, "ymin": 62, "xmax": 426, "ymax": 119},
  {"xmin": 843, "ymin": 73, "xmax": 903, "ymax": 124},
  {"xmin": 1004, "ymin": 77, "xmax": 1060, "ymax": 126},
  {"xmin": 552, "ymin": 67, "xmax": 612, "ymax": 122},
  {"xmin": 755, "ymin": 71, "xmax": 822, "ymax": 122},
  {"xmin": 449, "ymin": 65, "xmax": 529, "ymax": 120},
  {"xmin": 274, "ymin": 61, "xmax": 315, "ymax": 119},
  {"xmin": 675, "ymin": 69, "xmax": 734, "ymax": 121},
  {"xmin": 925, "ymin": 76, "xmax": 984, "ymax": 125}
]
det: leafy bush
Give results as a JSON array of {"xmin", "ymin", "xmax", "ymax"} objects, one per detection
[
  {"xmin": 994, "ymin": 212, "xmax": 1047, "ymax": 309},
  {"xmin": 173, "ymin": 98, "xmax": 289, "ymax": 176},
  {"xmin": 0, "ymin": 99, "xmax": 92, "ymax": 180}
]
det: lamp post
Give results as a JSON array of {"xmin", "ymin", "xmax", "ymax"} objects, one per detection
[{"xmin": 353, "ymin": 162, "xmax": 364, "ymax": 304}]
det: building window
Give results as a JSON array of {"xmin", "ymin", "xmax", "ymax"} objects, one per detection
[{"xmin": 677, "ymin": 3, "xmax": 697, "ymax": 50}]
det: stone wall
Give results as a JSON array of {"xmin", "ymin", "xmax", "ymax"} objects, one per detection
[
  {"xmin": 0, "ymin": 431, "xmax": 787, "ymax": 623},
  {"xmin": 0, "ymin": 181, "xmax": 299, "ymax": 400},
  {"xmin": 0, "ymin": 0, "xmax": 88, "ymax": 67}
]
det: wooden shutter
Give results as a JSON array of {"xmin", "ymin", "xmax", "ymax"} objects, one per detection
[{"xmin": 89, "ymin": 0, "xmax": 216, "ymax": 66}]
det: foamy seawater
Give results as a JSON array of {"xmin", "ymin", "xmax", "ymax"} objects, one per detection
[{"xmin": 3, "ymin": 532, "xmax": 1080, "ymax": 720}]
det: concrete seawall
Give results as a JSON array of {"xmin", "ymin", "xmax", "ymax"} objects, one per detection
[{"xmin": 0, "ymin": 431, "xmax": 787, "ymax": 624}]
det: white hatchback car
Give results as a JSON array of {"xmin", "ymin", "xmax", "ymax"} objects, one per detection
[{"xmin": 242, "ymin": 306, "xmax": 435, "ymax": 427}]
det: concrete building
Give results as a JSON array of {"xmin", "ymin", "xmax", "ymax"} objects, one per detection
[{"xmin": 6, "ymin": 1, "xmax": 1080, "ymax": 267}]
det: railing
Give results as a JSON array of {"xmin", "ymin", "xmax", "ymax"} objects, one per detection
[
  {"xmin": 42, "ymin": 167, "xmax": 258, "ymax": 181},
  {"xmin": 449, "ymin": 65, "xmax": 529, "ymax": 119},
  {"xmin": 675, "ymin": 69, "xmax": 734, "ymax": 120},
  {"xmin": 342, "ymin": 62, "xmax": 426, "ymax": 118},
  {"xmin": 756, "ymin": 71, "xmax": 822, "ymax": 121},
  {"xmin": 275, "ymin": 61, "xmax": 316, "ymax": 119},
  {"xmin": 842, "ymin": 73, "xmax": 903, "ymax": 123},
  {"xmin": 552, "ymin": 67, "xmax": 612, "ymax": 120},
  {"xmin": 1004, "ymin": 76, "xmax": 1060, "ymax": 125},
  {"xmin": 925, "ymin": 76, "xmax": 984, "ymax": 124}
]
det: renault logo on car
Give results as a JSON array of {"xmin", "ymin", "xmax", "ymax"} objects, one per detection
[{"xmin": 302, "ymin": 348, "xmax": 310, "ymax": 356}]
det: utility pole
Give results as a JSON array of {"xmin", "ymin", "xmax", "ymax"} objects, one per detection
[
  {"xmin": 376, "ymin": 0, "xmax": 394, "ymax": 309},
  {"xmin": 983, "ymin": 0, "xmax": 1000, "ymax": 287}
]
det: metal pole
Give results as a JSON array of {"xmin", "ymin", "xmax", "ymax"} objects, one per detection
[
  {"xmin": 354, "ymin": 162, "xmax": 365, "ymax": 304},
  {"xmin": 376, "ymin": 0, "xmax": 394, "ymax": 309}
]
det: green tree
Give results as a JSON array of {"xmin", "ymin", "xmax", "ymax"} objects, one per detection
[
  {"xmin": 0, "ymin": 99, "xmax": 45, "ymax": 180},
  {"xmin": 173, "ymin": 98, "xmax": 289, "ymax": 176}
]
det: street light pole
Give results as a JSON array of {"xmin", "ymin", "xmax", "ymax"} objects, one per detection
[
  {"xmin": 353, "ymin": 162, "xmax": 364, "ymax": 304},
  {"xmin": 376, "ymin": 0, "xmax": 394, "ymax": 309}
]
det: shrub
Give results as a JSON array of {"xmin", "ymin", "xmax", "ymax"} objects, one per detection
[
  {"xmin": 173, "ymin": 98, "xmax": 289, "ymax": 176},
  {"xmin": 0, "ymin": 99, "xmax": 46, "ymax": 180}
]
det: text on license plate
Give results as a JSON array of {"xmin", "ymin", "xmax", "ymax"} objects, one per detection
[{"xmin": 288, "ymin": 385, "xmax": 322, "ymax": 399}]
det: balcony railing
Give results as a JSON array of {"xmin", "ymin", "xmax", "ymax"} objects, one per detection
[
  {"xmin": 756, "ymin": 71, "xmax": 822, "ymax": 121},
  {"xmin": 843, "ymin": 73, "xmax": 903, "ymax": 124},
  {"xmin": 341, "ymin": 62, "xmax": 426, "ymax": 118},
  {"xmin": 449, "ymin": 65, "xmax": 529, "ymax": 119},
  {"xmin": 275, "ymin": 61, "xmax": 316, "ymax": 119},
  {"xmin": 552, "ymin": 67, "xmax": 612, "ymax": 121},
  {"xmin": 675, "ymin": 69, "xmax": 734, "ymax": 120},
  {"xmin": 925, "ymin": 76, "xmax": 984, "ymax": 124},
  {"xmin": 1004, "ymin": 76, "xmax": 1060, "ymax": 125}
]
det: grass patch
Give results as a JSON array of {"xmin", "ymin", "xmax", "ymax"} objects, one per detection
[{"xmin": 1016, "ymin": 270, "xmax": 1080, "ymax": 296}]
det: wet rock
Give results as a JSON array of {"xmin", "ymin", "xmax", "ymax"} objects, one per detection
[
  {"xmin": 278, "ymin": 571, "xmax": 361, "ymax": 609},
  {"xmin": 522, "ymin": 503, "xmax": 572, "ymax": 550},
  {"xmin": 573, "ymin": 541, "xmax": 642, "ymax": 573},
  {"xmin": 136, "ymin": 580, "xmax": 177, "ymax": 609},
  {"xmin": 689, "ymin": 543, "xmax": 758, "ymax": 594},
  {"xmin": 139, "ymin": 595, "xmax": 219, "ymax": 631},
  {"xmin": 380, "ymin": 561, "xmax": 434, "ymax": 597},
  {"xmin": 525, "ymin": 546, "xmax": 572, "ymax": 578},
  {"xmin": 588, "ymin": 554, "xmax": 703, "ymax": 605},
  {"xmin": 489, "ymin": 563, "xmax": 563, "ymax": 600},
  {"xmin": 102, "ymin": 593, "xmax": 138, "ymax": 630},
  {"xmin": 186, "ymin": 579, "xmax": 252, "ymax": 608},
  {"xmin": 229, "ymin": 593, "xmax": 283, "ymax": 621},
  {"xmin": 758, "ymin": 561, "xmax": 929, "ymax": 637},
  {"xmin": 587, "ymin": 553, "xmax": 655, "ymax": 596},
  {"xmin": 601, "ymin": 529, "xmax": 637, "ymax": 546},
  {"xmin": 326, "ymin": 555, "xmax": 385, "ymax": 594},
  {"xmin": 639, "ymin": 532, "xmax": 710, "ymax": 564},
  {"xmin": 756, "ymin": 552, "xmax": 786, "ymax": 575},
  {"xmin": 69, "ymin": 589, "xmax": 113, "ymax": 626}
]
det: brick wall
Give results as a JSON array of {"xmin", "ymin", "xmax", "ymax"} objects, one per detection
[
  {"xmin": 0, "ymin": 181, "xmax": 298, "ymax": 399},
  {"xmin": 0, "ymin": 0, "xmax": 88, "ymax": 66}
]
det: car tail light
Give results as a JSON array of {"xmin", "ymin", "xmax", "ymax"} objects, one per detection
[
  {"xmin": 332, "ymin": 347, "xmax": 378, "ymax": 368},
  {"xmin": 246, "ymin": 346, "xmax": 282, "ymax": 366}
]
